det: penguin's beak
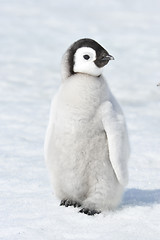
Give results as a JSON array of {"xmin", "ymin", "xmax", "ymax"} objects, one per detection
[
  {"xmin": 94, "ymin": 50, "xmax": 114, "ymax": 68},
  {"xmin": 101, "ymin": 55, "xmax": 114, "ymax": 61}
]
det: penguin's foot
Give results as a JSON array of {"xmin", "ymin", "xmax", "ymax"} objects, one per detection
[
  {"xmin": 60, "ymin": 199, "xmax": 81, "ymax": 208},
  {"xmin": 79, "ymin": 208, "xmax": 101, "ymax": 216}
]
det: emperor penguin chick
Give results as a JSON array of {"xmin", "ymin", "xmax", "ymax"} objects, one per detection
[{"xmin": 44, "ymin": 38, "xmax": 130, "ymax": 215}]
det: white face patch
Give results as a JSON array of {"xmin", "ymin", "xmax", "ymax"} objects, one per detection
[{"xmin": 73, "ymin": 47, "xmax": 103, "ymax": 77}]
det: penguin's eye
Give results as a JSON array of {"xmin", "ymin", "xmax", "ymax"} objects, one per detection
[{"xmin": 83, "ymin": 55, "xmax": 90, "ymax": 60}]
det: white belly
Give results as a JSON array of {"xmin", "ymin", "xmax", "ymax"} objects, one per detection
[{"xmin": 47, "ymin": 107, "xmax": 113, "ymax": 201}]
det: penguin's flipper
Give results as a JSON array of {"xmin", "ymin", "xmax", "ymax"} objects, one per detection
[
  {"xmin": 44, "ymin": 94, "xmax": 58, "ymax": 162},
  {"xmin": 101, "ymin": 100, "xmax": 130, "ymax": 186}
]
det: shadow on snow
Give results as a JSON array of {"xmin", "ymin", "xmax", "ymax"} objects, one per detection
[{"xmin": 122, "ymin": 188, "xmax": 160, "ymax": 207}]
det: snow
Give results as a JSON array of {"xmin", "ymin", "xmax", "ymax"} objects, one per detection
[{"xmin": 0, "ymin": 0, "xmax": 160, "ymax": 239}]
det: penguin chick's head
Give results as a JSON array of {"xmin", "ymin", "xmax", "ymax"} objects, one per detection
[{"xmin": 68, "ymin": 38, "xmax": 114, "ymax": 77}]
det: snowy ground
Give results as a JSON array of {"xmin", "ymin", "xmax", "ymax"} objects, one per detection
[{"xmin": 0, "ymin": 0, "xmax": 160, "ymax": 239}]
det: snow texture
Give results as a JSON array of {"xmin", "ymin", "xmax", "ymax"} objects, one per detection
[{"xmin": 0, "ymin": 0, "xmax": 160, "ymax": 239}]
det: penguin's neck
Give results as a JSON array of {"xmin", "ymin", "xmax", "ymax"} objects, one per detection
[{"xmin": 59, "ymin": 74, "xmax": 108, "ymax": 109}]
